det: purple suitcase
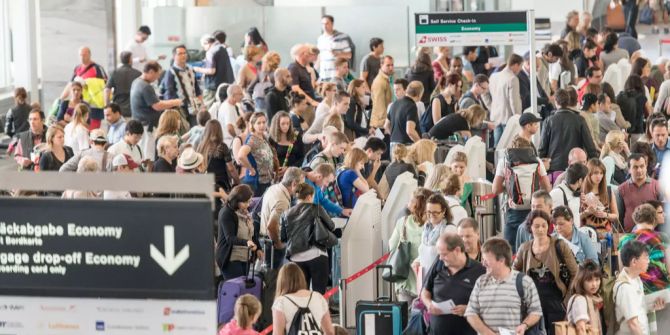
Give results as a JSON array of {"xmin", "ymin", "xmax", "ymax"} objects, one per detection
[{"xmin": 217, "ymin": 251, "xmax": 262, "ymax": 325}]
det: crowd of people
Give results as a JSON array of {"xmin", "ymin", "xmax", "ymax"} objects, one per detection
[{"xmin": 3, "ymin": 8, "xmax": 670, "ymax": 335}]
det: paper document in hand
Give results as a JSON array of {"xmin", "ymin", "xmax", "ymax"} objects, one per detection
[
  {"xmin": 645, "ymin": 288, "xmax": 670, "ymax": 310},
  {"xmin": 432, "ymin": 299, "xmax": 455, "ymax": 315},
  {"xmin": 374, "ymin": 128, "xmax": 384, "ymax": 139},
  {"xmin": 498, "ymin": 328, "xmax": 515, "ymax": 335}
]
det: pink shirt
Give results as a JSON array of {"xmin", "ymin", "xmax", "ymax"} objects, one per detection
[{"xmin": 218, "ymin": 320, "xmax": 259, "ymax": 335}]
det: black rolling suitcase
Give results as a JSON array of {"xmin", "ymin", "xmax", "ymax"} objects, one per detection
[{"xmin": 353, "ymin": 265, "xmax": 408, "ymax": 335}]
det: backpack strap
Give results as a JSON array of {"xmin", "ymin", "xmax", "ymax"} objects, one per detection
[
  {"xmin": 559, "ymin": 185, "xmax": 569, "ymax": 207},
  {"xmin": 101, "ymin": 152, "xmax": 109, "ymax": 171},
  {"xmin": 516, "ymin": 272, "xmax": 526, "ymax": 322},
  {"xmin": 554, "ymin": 238, "xmax": 566, "ymax": 265}
]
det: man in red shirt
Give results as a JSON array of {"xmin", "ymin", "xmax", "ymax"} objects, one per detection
[
  {"xmin": 618, "ymin": 153, "xmax": 663, "ymax": 232},
  {"xmin": 577, "ymin": 66, "xmax": 603, "ymax": 103}
]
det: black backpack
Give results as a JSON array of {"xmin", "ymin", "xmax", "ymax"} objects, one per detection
[{"xmin": 285, "ymin": 292, "xmax": 323, "ymax": 335}]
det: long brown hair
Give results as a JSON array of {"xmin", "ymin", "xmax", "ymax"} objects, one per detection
[
  {"xmin": 196, "ymin": 119, "xmax": 224, "ymax": 166},
  {"xmin": 71, "ymin": 103, "xmax": 90, "ymax": 129},
  {"xmin": 46, "ymin": 125, "xmax": 65, "ymax": 150},
  {"xmin": 155, "ymin": 109, "xmax": 181, "ymax": 139},
  {"xmin": 275, "ymin": 262, "xmax": 307, "ymax": 297},
  {"xmin": 568, "ymin": 259, "xmax": 603, "ymax": 297},
  {"xmin": 582, "ymin": 158, "xmax": 608, "ymax": 205},
  {"xmin": 347, "ymin": 79, "xmax": 366, "ymax": 105},
  {"xmin": 409, "ymin": 187, "xmax": 433, "ymax": 226},
  {"xmin": 269, "ymin": 112, "xmax": 296, "ymax": 143}
]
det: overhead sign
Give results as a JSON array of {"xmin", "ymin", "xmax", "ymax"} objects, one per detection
[
  {"xmin": 0, "ymin": 198, "xmax": 214, "ymax": 300},
  {"xmin": 535, "ymin": 18, "xmax": 552, "ymax": 41},
  {"xmin": 415, "ymin": 11, "xmax": 529, "ymax": 47}
]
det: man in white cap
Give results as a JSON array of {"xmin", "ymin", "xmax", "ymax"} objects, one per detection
[
  {"xmin": 103, "ymin": 154, "xmax": 139, "ymax": 200},
  {"xmin": 60, "ymin": 128, "xmax": 113, "ymax": 172}
]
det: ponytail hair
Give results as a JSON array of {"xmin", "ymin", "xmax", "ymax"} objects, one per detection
[
  {"xmin": 234, "ymin": 294, "xmax": 262, "ymax": 329},
  {"xmin": 392, "ymin": 144, "xmax": 408, "ymax": 162}
]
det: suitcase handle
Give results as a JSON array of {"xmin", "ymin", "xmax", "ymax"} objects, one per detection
[
  {"xmin": 375, "ymin": 265, "xmax": 394, "ymax": 302},
  {"xmin": 245, "ymin": 248, "xmax": 257, "ymax": 288}
]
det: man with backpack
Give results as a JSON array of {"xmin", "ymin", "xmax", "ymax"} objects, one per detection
[
  {"xmin": 459, "ymin": 74, "xmax": 490, "ymax": 110},
  {"xmin": 614, "ymin": 240, "xmax": 666, "ymax": 335},
  {"xmin": 465, "ymin": 238, "xmax": 543, "ymax": 335},
  {"xmin": 492, "ymin": 136, "xmax": 552, "ymax": 252},
  {"xmin": 550, "ymin": 163, "xmax": 588, "ymax": 227}
]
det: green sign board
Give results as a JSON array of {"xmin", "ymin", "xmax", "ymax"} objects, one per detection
[{"xmin": 415, "ymin": 11, "xmax": 529, "ymax": 47}]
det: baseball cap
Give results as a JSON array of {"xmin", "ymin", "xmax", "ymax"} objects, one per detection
[
  {"xmin": 112, "ymin": 154, "xmax": 139, "ymax": 169},
  {"xmin": 89, "ymin": 128, "xmax": 107, "ymax": 143},
  {"xmin": 519, "ymin": 113, "xmax": 542, "ymax": 126}
]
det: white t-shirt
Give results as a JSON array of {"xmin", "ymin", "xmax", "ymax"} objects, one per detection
[
  {"xmin": 416, "ymin": 101, "xmax": 426, "ymax": 120},
  {"xmin": 445, "ymin": 195, "xmax": 468, "ymax": 225},
  {"xmin": 107, "ymin": 141, "xmax": 143, "ymax": 171},
  {"xmin": 126, "ymin": 40, "xmax": 147, "ymax": 72},
  {"xmin": 549, "ymin": 62, "xmax": 562, "ymax": 81},
  {"xmin": 64, "ymin": 123, "xmax": 90, "ymax": 155},
  {"xmin": 103, "ymin": 190, "xmax": 132, "ymax": 200},
  {"xmin": 549, "ymin": 183, "xmax": 582, "ymax": 227},
  {"xmin": 272, "ymin": 291, "xmax": 329, "ymax": 334},
  {"xmin": 615, "ymin": 271, "xmax": 649, "ymax": 335},
  {"xmin": 216, "ymin": 101, "xmax": 240, "ymax": 145}
]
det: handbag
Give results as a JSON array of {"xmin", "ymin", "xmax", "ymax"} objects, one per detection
[
  {"xmin": 606, "ymin": 1, "xmax": 626, "ymax": 30},
  {"xmin": 312, "ymin": 205, "xmax": 338, "ymax": 249},
  {"xmin": 555, "ymin": 239, "xmax": 572, "ymax": 289},
  {"xmin": 639, "ymin": 5, "xmax": 654, "ymax": 25},
  {"xmin": 383, "ymin": 216, "xmax": 412, "ymax": 282}
]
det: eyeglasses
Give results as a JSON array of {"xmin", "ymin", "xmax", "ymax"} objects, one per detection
[{"xmin": 426, "ymin": 210, "xmax": 444, "ymax": 216}]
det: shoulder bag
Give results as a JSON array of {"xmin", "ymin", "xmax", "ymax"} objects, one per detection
[{"xmin": 383, "ymin": 216, "xmax": 412, "ymax": 282}]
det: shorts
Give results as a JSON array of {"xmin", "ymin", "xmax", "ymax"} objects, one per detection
[{"xmin": 139, "ymin": 126, "xmax": 156, "ymax": 161}]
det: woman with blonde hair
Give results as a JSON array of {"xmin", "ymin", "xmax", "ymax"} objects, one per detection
[
  {"xmin": 218, "ymin": 294, "xmax": 262, "ymax": 335},
  {"xmin": 378, "ymin": 144, "xmax": 418, "ymax": 199},
  {"xmin": 64, "ymin": 103, "xmax": 90, "ymax": 155},
  {"xmin": 40, "ymin": 125, "xmax": 74, "ymax": 171},
  {"xmin": 423, "ymin": 163, "xmax": 450, "ymax": 191},
  {"xmin": 337, "ymin": 147, "xmax": 370, "ymax": 208},
  {"xmin": 237, "ymin": 45, "xmax": 264, "ymax": 91},
  {"xmin": 155, "ymin": 109, "xmax": 183, "ymax": 157},
  {"xmin": 271, "ymin": 263, "xmax": 334, "ymax": 335},
  {"xmin": 344, "ymin": 79, "xmax": 370, "ymax": 140},
  {"xmin": 600, "ymin": 130, "xmax": 629, "ymax": 184},
  {"xmin": 580, "ymin": 158, "xmax": 619, "ymax": 237},
  {"xmin": 429, "ymin": 104, "xmax": 486, "ymax": 140},
  {"xmin": 408, "ymin": 139, "xmax": 437, "ymax": 185},
  {"xmin": 248, "ymin": 51, "xmax": 281, "ymax": 110}
]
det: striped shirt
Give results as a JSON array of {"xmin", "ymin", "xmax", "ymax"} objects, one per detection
[
  {"xmin": 317, "ymin": 31, "xmax": 352, "ymax": 81},
  {"xmin": 464, "ymin": 270, "xmax": 542, "ymax": 332}
]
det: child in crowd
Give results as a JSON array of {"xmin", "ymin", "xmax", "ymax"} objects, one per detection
[
  {"xmin": 566, "ymin": 260, "xmax": 604, "ymax": 334},
  {"xmin": 181, "ymin": 110, "xmax": 210, "ymax": 148},
  {"xmin": 218, "ymin": 294, "xmax": 262, "ymax": 335}
]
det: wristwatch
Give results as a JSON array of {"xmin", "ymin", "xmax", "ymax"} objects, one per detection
[{"xmin": 521, "ymin": 322, "xmax": 529, "ymax": 330}]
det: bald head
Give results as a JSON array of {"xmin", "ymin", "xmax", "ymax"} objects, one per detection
[
  {"xmin": 226, "ymin": 84, "xmax": 243, "ymax": 104},
  {"xmin": 568, "ymin": 148, "xmax": 587, "ymax": 165},
  {"xmin": 79, "ymin": 47, "xmax": 91, "ymax": 65},
  {"xmin": 274, "ymin": 68, "xmax": 291, "ymax": 88}
]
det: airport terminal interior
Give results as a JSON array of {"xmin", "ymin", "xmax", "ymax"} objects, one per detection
[{"xmin": 2, "ymin": 0, "xmax": 670, "ymax": 334}]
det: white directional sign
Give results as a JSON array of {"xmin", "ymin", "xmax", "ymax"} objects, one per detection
[{"xmin": 150, "ymin": 226, "xmax": 190, "ymax": 276}]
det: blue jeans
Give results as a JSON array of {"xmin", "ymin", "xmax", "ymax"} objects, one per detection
[
  {"xmin": 221, "ymin": 261, "xmax": 247, "ymax": 280},
  {"xmin": 504, "ymin": 208, "xmax": 530, "ymax": 254},
  {"xmin": 493, "ymin": 124, "xmax": 506, "ymax": 148}
]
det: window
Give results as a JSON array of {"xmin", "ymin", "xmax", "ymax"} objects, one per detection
[{"xmin": 0, "ymin": 0, "xmax": 12, "ymax": 90}]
